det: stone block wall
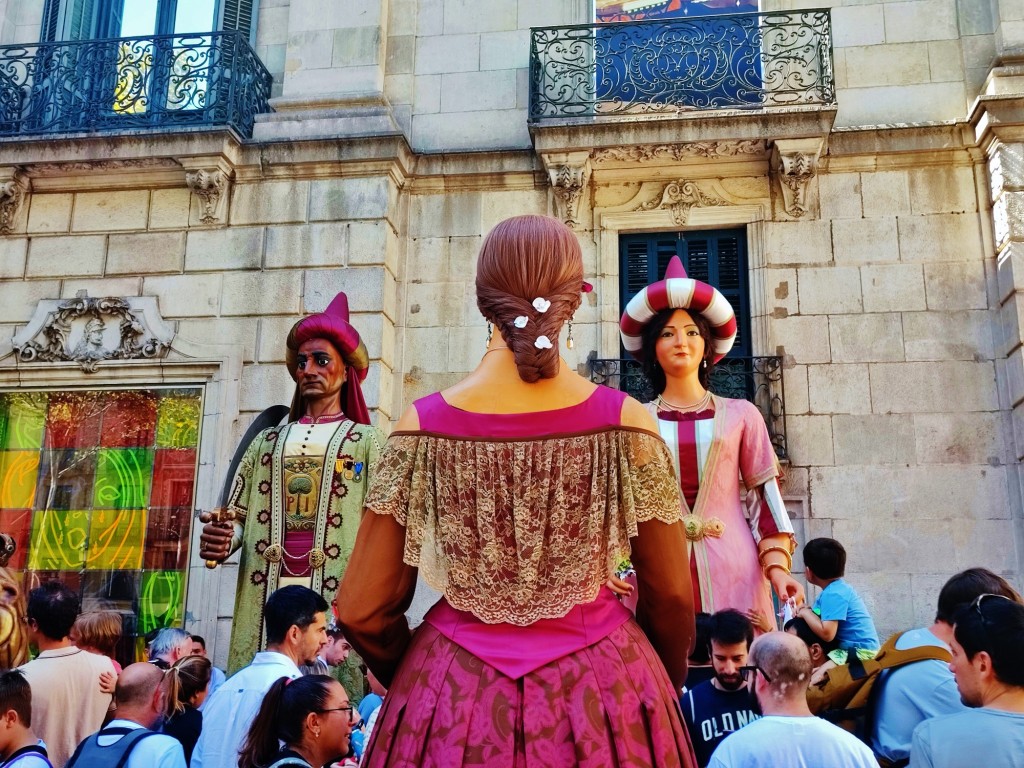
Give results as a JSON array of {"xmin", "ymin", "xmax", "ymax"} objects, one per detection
[
  {"xmin": 3, "ymin": 172, "xmax": 400, "ymax": 440},
  {"xmin": 762, "ymin": 160, "xmax": 1014, "ymax": 634}
]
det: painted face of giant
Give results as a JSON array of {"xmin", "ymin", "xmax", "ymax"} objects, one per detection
[
  {"xmin": 295, "ymin": 338, "xmax": 347, "ymax": 408},
  {"xmin": 654, "ymin": 309, "xmax": 707, "ymax": 382}
]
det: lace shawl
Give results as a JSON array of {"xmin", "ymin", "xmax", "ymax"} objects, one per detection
[{"xmin": 365, "ymin": 427, "xmax": 682, "ymax": 625}]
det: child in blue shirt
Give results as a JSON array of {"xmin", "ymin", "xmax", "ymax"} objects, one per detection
[{"xmin": 797, "ymin": 537, "xmax": 880, "ymax": 664}]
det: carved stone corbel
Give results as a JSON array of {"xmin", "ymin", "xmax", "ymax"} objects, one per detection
[
  {"xmin": 770, "ymin": 138, "xmax": 824, "ymax": 220},
  {"xmin": 185, "ymin": 168, "xmax": 230, "ymax": 224},
  {"xmin": 0, "ymin": 170, "xmax": 29, "ymax": 235},
  {"xmin": 542, "ymin": 151, "xmax": 592, "ymax": 230}
]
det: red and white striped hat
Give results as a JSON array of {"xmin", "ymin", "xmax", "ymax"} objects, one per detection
[{"xmin": 619, "ymin": 256, "xmax": 737, "ymax": 362}]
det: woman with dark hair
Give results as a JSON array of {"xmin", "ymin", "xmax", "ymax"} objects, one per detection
[
  {"xmin": 162, "ymin": 654, "xmax": 212, "ymax": 764},
  {"xmin": 620, "ymin": 256, "xmax": 803, "ymax": 632},
  {"xmin": 339, "ymin": 215, "xmax": 697, "ymax": 766},
  {"xmin": 237, "ymin": 675, "xmax": 353, "ymax": 768}
]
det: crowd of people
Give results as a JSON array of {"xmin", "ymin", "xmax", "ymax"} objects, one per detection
[{"xmin": 2, "ymin": 214, "xmax": 1023, "ymax": 767}]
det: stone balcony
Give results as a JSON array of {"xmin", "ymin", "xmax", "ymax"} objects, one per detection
[{"xmin": 0, "ymin": 30, "xmax": 272, "ymax": 142}]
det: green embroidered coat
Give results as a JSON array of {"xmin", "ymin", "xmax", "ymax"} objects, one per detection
[{"xmin": 224, "ymin": 419, "xmax": 384, "ymax": 673}]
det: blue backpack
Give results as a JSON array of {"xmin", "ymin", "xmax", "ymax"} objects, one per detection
[{"xmin": 65, "ymin": 726, "xmax": 157, "ymax": 768}]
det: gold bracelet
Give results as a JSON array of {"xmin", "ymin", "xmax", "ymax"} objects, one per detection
[
  {"xmin": 758, "ymin": 545, "xmax": 793, "ymax": 571},
  {"xmin": 763, "ymin": 562, "xmax": 791, "ymax": 579}
]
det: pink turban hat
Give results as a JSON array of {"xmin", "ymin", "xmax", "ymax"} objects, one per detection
[{"xmin": 286, "ymin": 292, "xmax": 371, "ymax": 424}]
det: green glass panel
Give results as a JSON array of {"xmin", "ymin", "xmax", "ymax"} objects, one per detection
[
  {"xmin": 0, "ymin": 393, "xmax": 48, "ymax": 450},
  {"xmin": 93, "ymin": 448, "xmax": 153, "ymax": 509},
  {"xmin": 86, "ymin": 509, "xmax": 146, "ymax": 570},
  {"xmin": 156, "ymin": 393, "xmax": 201, "ymax": 449},
  {"xmin": 138, "ymin": 570, "xmax": 185, "ymax": 634},
  {"xmin": 0, "ymin": 451, "xmax": 40, "ymax": 509},
  {"xmin": 28, "ymin": 510, "xmax": 89, "ymax": 570}
]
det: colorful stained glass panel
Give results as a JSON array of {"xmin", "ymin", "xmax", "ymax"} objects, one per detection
[
  {"xmin": 150, "ymin": 449, "xmax": 197, "ymax": 509},
  {"xmin": 100, "ymin": 391, "xmax": 158, "ymax": 449},
  {"xmin": 0, "ymin": 452, "xmax": 40, "ymax": 509},
  {"xmin": 144, "ymin": 507, "xmax": 190, "ymax": 571},
  {"xmin": 138, "ymin": 570, "xmax": 185, "ymax": 634},
  {"xmin": 156, "ymin": 394, "xmax": 201, "ymax": 449},
  {"xmin": 0, "ymin": 393, "xmax": 47, "ymax": 450},
  {"xmin": 35, "ymin": 449, "xmax": 96, "ymax": 511},
  {"xmin": 0, "ymin": 386, "xmax": 201, "ymax": 670},
  {"xmin": 86, "ymin": 509, "xmax": 146, "ymax": 570},
  {"xmin": 93, "ymin": 449, "xmax": 153, "ymax": 510},
  {"xmin": 45, "ymin": 393, "xmax": 103, "ymax": 449},
  {"xmin": 28, "ymin": 510, "xmax": 89, "ymax": 570}
]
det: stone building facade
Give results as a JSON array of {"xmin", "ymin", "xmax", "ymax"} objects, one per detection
[{"xmin": 0, "ymin": 0, "xmax": 1021, "ymax": 663}]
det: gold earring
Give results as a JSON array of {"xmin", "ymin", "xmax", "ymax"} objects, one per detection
[{"xmin": 567, "ymin": 319, "xmax": 574, "ymax": 350}]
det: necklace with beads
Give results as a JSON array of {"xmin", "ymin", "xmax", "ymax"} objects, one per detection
[{"xmin": 656, "ymin": 389, "xmax": 713, "ymax": 413}]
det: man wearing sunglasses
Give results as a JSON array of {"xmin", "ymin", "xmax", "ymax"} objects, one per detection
[
  {"xmin": 909, "ymin": 595, "xmax": 1024, "ymax": 768},
  {"xmin": 707, "ymin": 632, "xmax": 877, "ymax": 768}
]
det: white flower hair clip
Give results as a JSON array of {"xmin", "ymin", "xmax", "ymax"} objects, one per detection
[
  {"xmin": 532, "ymin": 297, "xmax": 551, "ymax": 313},
  {"xmin": 534, "ymin": 335, "xmax": 553, "ymax": 349},
  {"xmin": 513, "ymin": 316, "xmax": 528, "ymax": 329}
]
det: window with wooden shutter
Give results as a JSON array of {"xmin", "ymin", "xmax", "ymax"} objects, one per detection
[
  {"xmin": 220, "ymin": 0, "xmax": 258, "ymax": 44},
  {"xmin": 618, "ymin": 229, "xmax": 751, "ymax": 358}
]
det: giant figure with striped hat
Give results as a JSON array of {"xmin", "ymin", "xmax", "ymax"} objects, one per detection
[
  {"xmin": 621, "ymin": 256, "xmax": 803, "ymax": 629},
  {"xmin": 198, "ymin": 292, "xmax": 386, "ymax": 673}
]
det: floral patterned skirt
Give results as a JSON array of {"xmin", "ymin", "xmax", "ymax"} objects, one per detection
[{"xmin": 361, "ymin": 619, "xmax": 697, "ymax": 768}]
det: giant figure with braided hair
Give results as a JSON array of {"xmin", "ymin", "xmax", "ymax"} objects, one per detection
[{"xmin": 338, "ymin": 215, "xmax": 698, "ymax": 767}]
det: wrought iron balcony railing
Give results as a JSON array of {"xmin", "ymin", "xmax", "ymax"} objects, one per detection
[
  {"xmin": 530, "ymin": 10, "xmax": 834, "ymax": 120},
  {"xmin": 588, "ymin": 355, "xmax": 788, "ymax": 460},
  {"xmin": 0, "ymin": 30, "xmax": 272, "ymax": 139}
]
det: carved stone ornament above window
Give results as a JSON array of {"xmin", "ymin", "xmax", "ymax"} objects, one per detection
[
  {"xmin": 185, "ymin": 168, "xmax": 230, "ymax": 224},
  {"xmin": 633, "ymin": 179, "xmax": 730, "ymax": 225},
  {"xmin": 591, "ymin": 140, "xmax": 766, "ymax": 164},
  {"xmin": 12, "ymin": 294, "xmax": 175, "ymax": 373}
]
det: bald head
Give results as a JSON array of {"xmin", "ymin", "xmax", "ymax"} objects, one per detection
[
  {"xmin": 114, "ymin": 663, "xmax": 166, "ymax": 727},
  {"xmin": 749, "ymin": 631, "xmax": 812, "ymax": 703}
]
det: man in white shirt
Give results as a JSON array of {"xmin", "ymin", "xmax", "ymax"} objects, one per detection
[
  {"xmin": 189, "ymin": 586, "xmax": 329, "ymax": 768},
  {"xmin": 708, "ymin": 632, "xmax": 877, "ymax": 768},
  {"xmin": 66, "ymin": 663, "xmax": 185, "ymax": 768},
  {"xmin": 18, "ymin": 582, "xmax": 115, "ymax": 768}
]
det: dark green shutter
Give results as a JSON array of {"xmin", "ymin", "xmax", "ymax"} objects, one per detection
[
  {"xmin": 221, "ymin": 0, "xmax": 257, "ymax": 44},
  {"xmin": 40, "ymin": 0, "xmax": 97, "ymax": 42}
]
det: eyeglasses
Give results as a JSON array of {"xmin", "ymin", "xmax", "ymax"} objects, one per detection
[
  {"xmin": 739, "ymin": 665, "xmax": 772, "ymax": 684},
  {"xmin": 319, "ymin": 705, "xmax": 355, "ymax": 721},
  {"xmin": 971, "ymin": 593, "xmax": 1014, "ymax": 629}
]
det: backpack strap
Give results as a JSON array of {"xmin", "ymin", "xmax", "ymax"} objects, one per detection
[
  {"xmin": 3, "ymin": 743, "xmax": 49, "ymax": 765},
  {"xmin": 66, "ymin": 726, "xmax": 158, "ymax": 768},
  {"xmin": 875, "ymin": 631, "xmax": 951, "ymax": 668}
]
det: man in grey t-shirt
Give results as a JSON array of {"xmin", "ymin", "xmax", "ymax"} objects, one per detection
[{"xmin": 910, "ymin": 596, "xmax": 1024, "ymax": 768}]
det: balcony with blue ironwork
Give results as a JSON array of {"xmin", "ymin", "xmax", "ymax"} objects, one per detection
[
  {"xmin": 0, "ymin": 29, "xmax": 272, "ymax": 141},
  {"xmin": 530, "ymin": 10, "xmax": 834, "ymax": 122}
]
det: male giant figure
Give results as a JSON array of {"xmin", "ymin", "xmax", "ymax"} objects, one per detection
[{"xmin": 199, "ymin": 293, "xmax": 384, "ymax": 672}]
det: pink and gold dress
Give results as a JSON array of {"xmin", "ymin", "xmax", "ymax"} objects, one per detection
[
  {"xmin": 649, "ymin": 393, "xmax": 794, "ymax": 629},
  {"xmin": 339, "ymin": 385, "xmax": 697, "ymax": 768}
]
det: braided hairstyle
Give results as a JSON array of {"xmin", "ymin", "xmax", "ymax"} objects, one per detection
[{"xmin": 476, "ymin": 215, "xmax": 583, "ymax": 383}]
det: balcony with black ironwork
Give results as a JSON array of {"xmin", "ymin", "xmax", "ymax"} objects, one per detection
[
  {"xmin": 0, "ymin": 30, "xmax": 272, "ymax": 141},
  {"xmin": 529, "ymin": 10, "xmax": 834, "ymax": 122},
  {"xmin": 588, "ymin": 355, "xmax": 788, "ymax": 460}
]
